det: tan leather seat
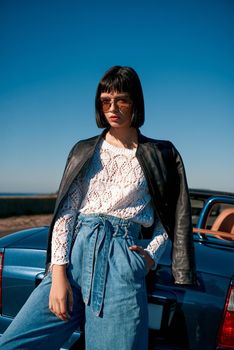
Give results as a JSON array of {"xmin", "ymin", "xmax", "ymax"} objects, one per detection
[{"xmin": 211, "ymin": 208, "xmax": 234, "ymax": 239}]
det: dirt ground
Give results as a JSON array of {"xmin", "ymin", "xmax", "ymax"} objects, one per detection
[{"xmin": 0, "ymin": 214, "xmax": 53, "ymax": 237}]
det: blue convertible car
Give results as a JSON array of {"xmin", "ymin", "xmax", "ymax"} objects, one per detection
[{"xmin": 0, "ymin": 194, "xmax": 234, "ymax": 350}]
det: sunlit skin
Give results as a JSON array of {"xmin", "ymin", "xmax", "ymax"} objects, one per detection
[
  {"xmin": 49, "ymin": 91, "xmax": 154, "ymax": 321},
  {"xmin": 100, "ymin": 91, "xmax": 138, "ymax": 149},
  {"xmin": 100, "ymin": 91, "xmax": 133, "ymax": 130}
]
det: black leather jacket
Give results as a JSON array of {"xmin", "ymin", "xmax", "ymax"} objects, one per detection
[{"xmin": 46, "ymin": 130, "xmax": 196, "ymax": 284}]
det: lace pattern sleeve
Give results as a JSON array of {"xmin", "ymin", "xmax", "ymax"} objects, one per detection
[
  {"xmin": 144, "ymin": 219, "xmax": 169, "ymax": 270},
  {"xmin": 51, "ymin": 176, "xmax": 83, "ymax": 265}
]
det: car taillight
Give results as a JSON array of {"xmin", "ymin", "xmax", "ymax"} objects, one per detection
[
  {"xmin": 0, "ymin": 252, "xmax": 4, "ymax": 313},
  {"xmin": 217, "ymin": 285, "xmax": 234, "ymax": 349}
]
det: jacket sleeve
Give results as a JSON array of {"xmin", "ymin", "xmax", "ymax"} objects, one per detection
[
  {"xmin": 55, "ymin": 144, "xmax": 77, "ymax": 210},
  {"xmin": 171, "ymin": 144, "xmax": 196, "ymax": 285}
]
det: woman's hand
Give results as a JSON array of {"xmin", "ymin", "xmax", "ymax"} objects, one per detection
[
  {"xmin": 129, "ymin": 245, "xmax": 155, "ymax": 271},
  {"xmin": 49, "ymin": 264, "xmax": 73, "ymax": 321}
]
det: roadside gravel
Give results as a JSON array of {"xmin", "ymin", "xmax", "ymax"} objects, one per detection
[{"xmin": 0, "ymin": 214, "xmax": 53, "ymax": 237}]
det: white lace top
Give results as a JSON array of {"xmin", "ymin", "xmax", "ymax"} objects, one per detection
[{"xmin": 51, "ymin": 139, "xmax": 168, "ymax": 268}]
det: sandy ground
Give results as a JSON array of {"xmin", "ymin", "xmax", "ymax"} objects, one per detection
[{"xmin": 0, "ymin": 214, "xmax": 53, "ymax": 237}]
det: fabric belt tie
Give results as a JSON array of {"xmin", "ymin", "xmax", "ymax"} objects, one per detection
[{"xmin": 77, "ymin": 214, "xmax": 140, "ymax": 317}]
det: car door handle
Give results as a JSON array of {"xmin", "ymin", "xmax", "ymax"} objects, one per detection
[{"xmin": 35, "ymin": 272, "xmax": 45, "ymax": 286}]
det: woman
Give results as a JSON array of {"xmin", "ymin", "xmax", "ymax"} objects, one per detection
[{"xmin": 0, "ymin": 66, "xmax": 196, "ymax": 350}]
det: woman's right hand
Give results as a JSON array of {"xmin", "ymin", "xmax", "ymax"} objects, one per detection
[{"xmin": 49, "ymin": 264, "xmax": 73, "ymax": 321}]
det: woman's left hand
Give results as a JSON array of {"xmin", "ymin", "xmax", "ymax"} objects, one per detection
[{"xmin": 129, "ymin": 245, "xmax": 155, "ymax": 271}]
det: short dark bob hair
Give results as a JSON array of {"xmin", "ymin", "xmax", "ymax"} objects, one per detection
[{"xmin": 95, "ymin": 66, "xmax": 145, "ymax": 128}]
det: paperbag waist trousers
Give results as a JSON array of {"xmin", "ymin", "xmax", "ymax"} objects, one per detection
[{"xmin": 0, "ymin": 213, "xmax": 149, "ymax": 350}]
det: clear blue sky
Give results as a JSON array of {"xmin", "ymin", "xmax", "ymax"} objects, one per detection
[{"xmin": 1, "ymin": 0, "xmax": 233, "ymax": 193}]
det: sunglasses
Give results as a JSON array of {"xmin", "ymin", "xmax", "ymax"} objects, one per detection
[{"xmin": 100, "ymin": 95, "xmax": 132, "ymax": 112}]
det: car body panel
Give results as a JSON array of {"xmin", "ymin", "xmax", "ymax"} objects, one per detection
[{"xmin": 2, "ymin": 248, "xmax": 46, "ymax": 317}]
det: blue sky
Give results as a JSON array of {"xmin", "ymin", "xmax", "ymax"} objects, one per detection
[{"xmin": 1, "ymin": 0, "xmax": 233, "ymax": 193}]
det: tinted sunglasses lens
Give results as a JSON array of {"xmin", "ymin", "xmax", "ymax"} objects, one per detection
[
  {"xmin": 100, "ymin": 97, "xmax": 131, "ymax": 112},
  {"xmin": 102, "ymin": 101, "xmax": 110, "ymax": 112},
  {"xmin": 100, "ymin": 100, "xmax": 110, "ymax": 112}
]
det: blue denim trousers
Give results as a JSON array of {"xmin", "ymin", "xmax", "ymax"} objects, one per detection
[{"xmin": 0, "ymin": 214, "xmax": 148, "ymax": 350}]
